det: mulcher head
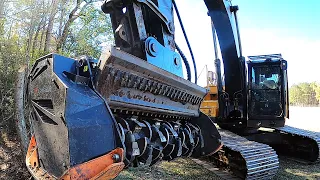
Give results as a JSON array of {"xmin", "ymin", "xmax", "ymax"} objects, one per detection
[{"xmin": 25, "ymin": 51, "xmax": 221, "ymax": 179}]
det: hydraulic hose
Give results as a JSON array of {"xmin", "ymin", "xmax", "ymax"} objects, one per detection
[
  {"xmin": 175, "ymin": 42, "xmax": 191, "ymax": 81},
  {"xmin": 172, "ymin": 0, "xmax": 197, "ymax": 84}
]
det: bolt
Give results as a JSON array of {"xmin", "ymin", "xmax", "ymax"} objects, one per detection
[
  {"xmin": 150, "ymin": 43, "xmax": 157, "ymax": 53},
  {"xmin": 174, "ymin": 57, "xmax": 179, "ymax": 66},
  {"xmin": 112, "ymin": 154, "xmax": 121, "ymax": 163}
]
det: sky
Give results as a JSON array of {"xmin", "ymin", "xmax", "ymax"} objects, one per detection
[{"xmin": 173, "ymin": 0, "xmax": 320, "ymax": 87}]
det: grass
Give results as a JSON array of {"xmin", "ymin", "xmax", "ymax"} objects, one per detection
[
  {"xmin": 115, "ymin": 157, "xmax": 320, "ymax": 180},
  {"xmin": 115, "ymin": 158, "xmax": 220, "ymax": 180},
  {"xmin": 274, "ymin": 157, "xmax": 320, "ymax": 180}
]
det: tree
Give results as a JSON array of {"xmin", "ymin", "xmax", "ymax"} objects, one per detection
[
  {"xmin": 289, "ymin": 82, "xmax": 319, "ymax": 106},
  {"xmin": 0, "ymin": 0, "xmax": 114, "ymax": 130}
]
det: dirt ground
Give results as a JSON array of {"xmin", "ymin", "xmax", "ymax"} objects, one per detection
[
  {"xmin": 1, "ymin": 107, "xmax": 320, "ymax": 180},
  {"xmin": 0, "ymin": 127, "xmax": 30, "ymax": 180}
]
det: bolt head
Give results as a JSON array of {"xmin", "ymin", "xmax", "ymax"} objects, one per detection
[
  {"xmin": 112, "ymin": 154, "xmax": 121, "ymax": 163},
  {"xmin": 151, "ymin": 43, "xmax": 157, "ymax": 53}
]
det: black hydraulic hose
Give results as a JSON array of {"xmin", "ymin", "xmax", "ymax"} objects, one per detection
[
  {"xmin": 175, "ymin": 42, "xmax": 191, "ymax": 81},
  {"xmin": 172, "ymin": 0, "xmax": 197, "ymax": 84}
]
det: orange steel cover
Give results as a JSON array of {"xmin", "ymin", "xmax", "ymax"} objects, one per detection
[{"xmin": 26, "ymin": 136, "xmax": 125, "ymax": 180}]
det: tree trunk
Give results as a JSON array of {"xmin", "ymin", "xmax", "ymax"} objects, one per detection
[
  {"xmin": 0, "ymin": 0, "xmax": 4, "ymax": 19},
  {"xmin": 31, "ymin": 17, "xmax": 44, "ymax": 58},
  {"xmin": 56, "ymin": 0, "xmax": 90, "ymax": 52},
  {"xmin": 58, "ymin": 0, "xmax": 67, "ymax": 37},
  {"xmin": 44, "ymin": 0, "xmax": 58, "ymax": 53},
  {"xmin": 0, "ymin": 0, "xmax": 5, "ymax": 34},
  {"xmin": 15, "ymin": 66, "xmax": 30, "ymax": 152},
  {"xmin": 26, "ymin": 23, "xmax": 35, "ymax": 65}
]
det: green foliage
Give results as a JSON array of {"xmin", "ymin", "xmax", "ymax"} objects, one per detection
[
  {"xmin": 62, "ymin": 4, "xmax": 114, "ymax": 58},
  {"xmin": 289, "ymin": 82, "xmax": 320, "ymax": 106},
  {"xmin": 0, "ymin": 33, "xmax": 25, "ymax": 127},
  {"xmin": 0, "ymin": 0, "xmax": 113, "ymax": 127}
]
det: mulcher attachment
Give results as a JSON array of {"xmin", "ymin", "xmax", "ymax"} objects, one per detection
[{"xmin": 25, "ymin": 52, "xmax": 222, "ymax": 179}]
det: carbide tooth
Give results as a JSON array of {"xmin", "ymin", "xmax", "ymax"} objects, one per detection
[
  {"xmin": 145, "ymin": 80, "xmax": 151, "ymax": 91},
  {"xmin": 186, "ymin": 94, "xmax": 191, "ymax": 103},
  {"xmin": 162, "ymin": 85, "xmax": 168, "ymax": 96},
  {"xmin": 181, "ymin": 92, "xmax": 186, "ymax": 102},
  {"xmin": 192, "ymin": 95, "xmax": 197, "ymax": 104},
  {"xmin": 133, "ymin": 77, "xmax": 141, "ymax": 89},
  {"xmin": 184, "ymin": 94, "xmax": 188, "ymax": 102},
  {"xmin": 161, "ymin": 85, "xmax": 166, "ymax": 95},
  {"xmin": 161, "ymin": 86, "xmax": 166, "ymax": 96},
  {"xmin": 190, "ymin": 96, "xmax": 194, "ymax": 104},
  {"xmin": 174, "ymin": 90, "xmax": 180, "ymax": 100},
  {"xmin": 167, "ymin": 87, "xmax": 173, "ymax": 97},
  {"xmin": 121, "ymin": 72, "xmax": 129, "ymax": 87},
  {"xmin": 140, "ymin": 78, "xmax": 147, "ymax": 91},
  {"xmin": 185, "ymin": 94, "xmax": 189, "ymax": 102},
  {"xmin": 193, "ymin": 97, "xmax": 197, "ymax": 104},
  {"xmin": 126, "ymin": 110, "xmax": 129, "ymax": 114},
  {"xmin": 177, "ymin": 91, "xmax": 182, "ymax": 101},
  {"xmin": 110, "ymin": 69, "xmax": 116, "ymax": 81},
  {"xmin": 106, "ymin": 67, "xmax": 112, "ymax": 82},
  {"xmin": 170, "ymin": 89, "xmax": 176, "ymax": 99},
  {"xmin": 128, "ymin": 75, "xmax": 136, "ymax": 88},
  {"xmin": 156, "ymin": 84, "xmax": 162, "ymax": 94},
  {"xmin": 114, "ymin": 70, "xmax": 123, "ymax": 84},
  {"xmin": 196, "ymin": 96, "xmax": 200, "ymax": 104},
  {"xmin": 157, "ymin": 85, "xmax": 162, "ymax": 94},
  {"xmin": 191, "ymin": 95, "xmax": 196, "ymax": 104},
  {"xmin": 150, "ymin": 82, "xmax": 157, "ymax": 93},
  {"xmin": 195, "ymin": 97, "xmax": 199, "ymax": 104}
]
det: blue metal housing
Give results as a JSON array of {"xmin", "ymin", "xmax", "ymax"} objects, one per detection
[{"xmin": 29, "ymin": 54, "xmax": 119, "ymax": 177}]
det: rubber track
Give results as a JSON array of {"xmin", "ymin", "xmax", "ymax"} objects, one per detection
[
  {"xmin": 276, "ymin": 125, "xmax": 320, "ymax": 162},
  {"xmin": 218, "ymin": 129, "xmax": 279, "ymax": 180}
]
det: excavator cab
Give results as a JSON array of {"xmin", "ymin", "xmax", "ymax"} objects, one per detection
[{"xmin": 247, "ymin": 54, "xmax": 289, "ymax": 128}]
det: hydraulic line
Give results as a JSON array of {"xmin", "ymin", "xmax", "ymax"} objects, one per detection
[
  {"xmin": 172, "ymin": 0, "xmax": 197, "ymax": 84},
  {"xmin": 175, "ymin": 42, "xmax": 191, "ymax": 81}
]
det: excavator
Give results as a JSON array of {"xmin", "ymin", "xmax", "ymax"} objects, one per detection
[
  {"xmin": 200, "ymin": 0, "xmax": 320, "ymax": 179},
  {"xmin": 14, "ymin": 0, "xmax": 319, "ymax": 180}
]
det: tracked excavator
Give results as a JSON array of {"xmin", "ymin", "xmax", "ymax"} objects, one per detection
[
  {"xmin": 15, "ymin": 0, "xmax": 320, "ymax": 179},
  {"xmin": 200, "ymin": 0, "xmax": 320, "ymax": 179}
]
